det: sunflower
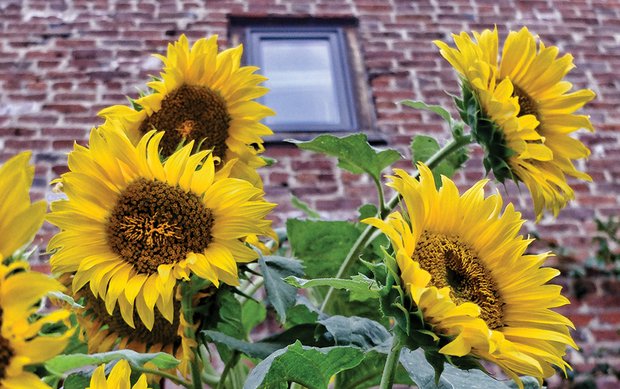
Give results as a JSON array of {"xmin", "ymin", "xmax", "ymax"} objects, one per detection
[
  {"xmin": 0, "ymin": 152, "xmax": 47, "ymax": 261},
  {"xmin": 363, "ymin": 164, "xmax": 576, "ymax": 385},
  {"xmin": 435, "ymin": 27, "xmax": 595, "ymax": 219},
  {"xmin": 74, "ymin": 285, "xmax": 200, "ymax": 377},
  {"xmin": 98, "ymin": 34, "xmax": 274, "ymax": 188},
  {"xmin": 1, "ymin": 262, "xmax": 72, "ymax": 389},
  {"xmin": 47, "ymin": 125, "xmax": 275, "ymax": 330},
  {"xmin": 87, "ymin": 359, "xmax": 150, "ymax": 389}
]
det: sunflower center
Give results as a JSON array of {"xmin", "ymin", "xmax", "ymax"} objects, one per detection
[
  {"xmin": 85, "ymin": 293, "xmax": 180, "ymax": 346},
  {"xmin": 512, "ymin": 84, "xmax": 538, "ymax": 119},
  {"xmin": 0, "ymin": 310, "xmax": 15, "ymax": 380},
  {"xmin": 413, "ymin": 231, "xmax": 504, "ymax": 329},
  {"xmin": 139, "ymin": 84, "xmax": 231, "ymax": 160},
  {"xmin": 106, "ymin": 178, "xmax": 214, "ymax": 275}
]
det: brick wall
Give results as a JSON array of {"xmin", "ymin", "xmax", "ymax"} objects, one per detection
[{"xmin": 1, "ymin": 0, "xmax": 618, "ymax": 387}]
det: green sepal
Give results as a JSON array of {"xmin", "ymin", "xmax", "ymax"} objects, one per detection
[
  {"xmin": 377, "ymin": 248, "xmax": 410, "ymax": 334},
  {"xmin": 127, "ymin": 96, "xmax": 143, "ymax": 112},
  {"xmin": 261, "ymin": 156, "xmax": 277, "ymax": 166},
  {"xmin": 454, "ymin": 81, "xmax": 518, "ymax": 184}
]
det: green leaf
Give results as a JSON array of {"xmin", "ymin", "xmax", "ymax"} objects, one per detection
[
  {"xmin": 243, "ymin": 341, "xmax": 365, "ymax": 389},
  {"xmin": 203, "ymin": 323, "xmax": 331, "ymax": 360},
  {"xmin": 44, "ymin": 351, "xmax": 179, "ymax": 376},
  {"xmin": 411, "ymin": 135, "xmax": 468, "ymax": 188},
  {"xmin": 335, "ymin": 350, "xmax": 413, "ymax": 389},
  {"xmin": 48, "ymin": 291, "xmax": 83, "ymax": 309},
  {"xmin": 287, "ymin": 220, "xmax": 363, "ymax": 280},
  {"xmin": 285, "ymin": 275, "xmax": 381, "ymax": 302},
  {"xmin": 286, "ymin": 219, "xmax": 385, "ymax": 322},
  {"xmin": 507, "ymin": 377, "xmax": 545, "ymax": 389},
  {"xmin": 63, "ymin": 372, "xmax": 92, "ymax": 389},
  {"xmin": 196, "ymin": 287, "xmax": 245, "ymax": 364},
  {"xmin": 241, "ymin": 298, "xmax": 267, "ymax": 336},
  {"xmin": 258, "ymin": 255, "xmax": 304, "ymax": 322},
  {"xmin": 319, "ymin": 316, "xmax": 389, "ymax": 349},
  {"xmin": 399, "ymin": 348, "xmax": 512, "ymax": 389},
  {"xmin": 291, "ymin": 195, "xmax": 321, "ymax": 219},
  {"xmin": 289, "ymin": 134, "xmax": 401, "ymax": 182},
  {"xmin": 401, "ymin": 100, "xmax": 453, "ymax": 125},
  {"xmin": 285, "ymin": 300, "xmax": 320, "ymax": 328},
  {"xmin": 358, "ymin": 204, "xmax": 379, "ymax": 221}
]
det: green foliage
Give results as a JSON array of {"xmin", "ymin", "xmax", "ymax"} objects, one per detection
[
  {"xmin": 203, "ymin": 323, "xmax": 329, "ymax": 360},
  {"xmin": 208, "ymin": 288, "xmax": 245, "ymax": 363},
  {"xmin": 284, "ymin": 300, "xmax": 320, "ymax": 328},
  {"xmin": 258, "ymin": 255, "xmax": 304, "ymax": 322},
  {"xmin": 48, "ymin": 291, "xmax": 83, "ymax": 309},
  {"xmin": 592, "ymin": 216, "xmax": 620, "ymax": 270},
  {"xmin": 127, "ymin": 96, "xmax": 143, "ymax": 112},
  {"xmin": 334, "ymin": 351, "xmax": 414, "ymax": 389},
  {"xmin": 286, "ymin": 219, "xmax": 387, "ymax": 321},
  {"xmin": 411, "ymin": 135, "xmax": 469, "ymax": 188},
  {"xmin": 285, "ymin": 275, "xmax": 381, "ymax": 302},
  {"xmin": 286, "ymin": 219, "xmax": 383, "ymax": 282},
  {"xmin": 358, "ymin": 203, "xmax": 379, "ymax": 220},
  {"xmin": 401, "ymin": 99, "xmax": 454, "ymax": 126},
  {"xmin": 62, "ymin": 373, "xmax": 91, "ymax": 389},
  {"xmin": 454, "ymin": 81, "xmax": 516, "ymax": 183},
  {"xmin": 261, "ymin": 156, "xmax": 277, "ymax": 166},
  {"xmin": 289, "ymin": 133, "xmax": 401, "ymax": 183},
  {"xmin": 319, "ymin": 315, "xmax": 389, "ymax": 348},
  {"xmin": 399, "ymin": 348, "xmax": 512, "ymax": 389},
  {"xmin": 243, "ymin": 341, "xmax": 365, "ymax": 389},
  {"xmin": 44, "ymin": 350, "xmax": 179, "ymax": 376},
  {"xmin": 291, "ymin": 194, "xmax": 321, "ymax": 219},
  {"xmin": 241, "ymin": 298, "xmax": 267, "ymax": 336}
]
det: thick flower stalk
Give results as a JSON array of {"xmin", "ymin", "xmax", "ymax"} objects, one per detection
[
  {"xmin": 364, "ymin": 163, "xmax": 577, "ymax": 386},
  {"xmin": 48, "ymin": 124, "xmax": 275, "ymax": 330},
  {"xmin": 99, "ymin": 34, "xmax": 274, "ymax": 187},
  {"xmin": 73, "ymin": 286, "xmax": 197, "ymax": 378},
  {"xmin": 435, "ymin": 27, "xmax": 595, "ymax": 219}
]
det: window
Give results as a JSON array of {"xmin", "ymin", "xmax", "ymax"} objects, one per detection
[
  {"xmin": 229, "ymin": 17, "xmax": 378, "ymax": 141},
  {"xmin": 247, "ymin": 28, "xmax": 356, "ymax": 132}
]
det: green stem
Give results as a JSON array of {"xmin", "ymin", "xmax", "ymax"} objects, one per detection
[
  {"xmin": 181, "ymin": 282, "xmax": 204, "ymax": 389},
  {"xmin": 132, "ymin": 365, "xmax": 193, "ymax": 388},
  {"xmin": 373, "ymin": 176, "xmax": 387, "ymax": 216},
  {"xmin": 379, "ymin": 335, "xmax": 403, "ymax": 389},
  {"xmin": 320, "ymin": 135, "xmax": 472, "ymax": 313},
  {"xmin": 201, "ymin": 372, "xmax": 221, "ymax": 386},
  {"xmin": 217, "ymin": 353, "xmax": 240, "ymax": 389}
]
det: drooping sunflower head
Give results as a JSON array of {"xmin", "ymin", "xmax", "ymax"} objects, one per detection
[
  {"xmin": 0, "ymin": 152, "xmax": 47, "ymax": 261},
  {"xmin": 0, "ymin": 262, "xmax": 72, "ymax": 388},
  {"xmin": 363, "ymin": 163, "xmax": 577, "ymax": 386},
  {"xmin": 435, "ymin": 27, "xmax": 595, "ymax": 220},
  {"xmin": 47, "ymin": 124, "xmax": 275, "ymax": 331},
  {"xmin": 73, "ymin": 284, "xmax": 202, "ymax": 378},
  {"xmin": 87, "ymin": 359, "xmax": 150, "ymax": 389},
  {"xmin": 98, "ymin": 34, "xmax": 274, "ymax": 187}
]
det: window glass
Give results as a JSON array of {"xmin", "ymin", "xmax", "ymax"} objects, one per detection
[
  {"xmin": 245, "ymin": 28, "xmax": 357, "ymax": 132},
  {"xmin": 261, "ymin": 39, "xmax": 341, "ymax": 126}
]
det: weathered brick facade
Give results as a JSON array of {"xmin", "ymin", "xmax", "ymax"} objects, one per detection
[{"xmin": 1, "ymin": 0, "xmax": 618, "ymax": 387}]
